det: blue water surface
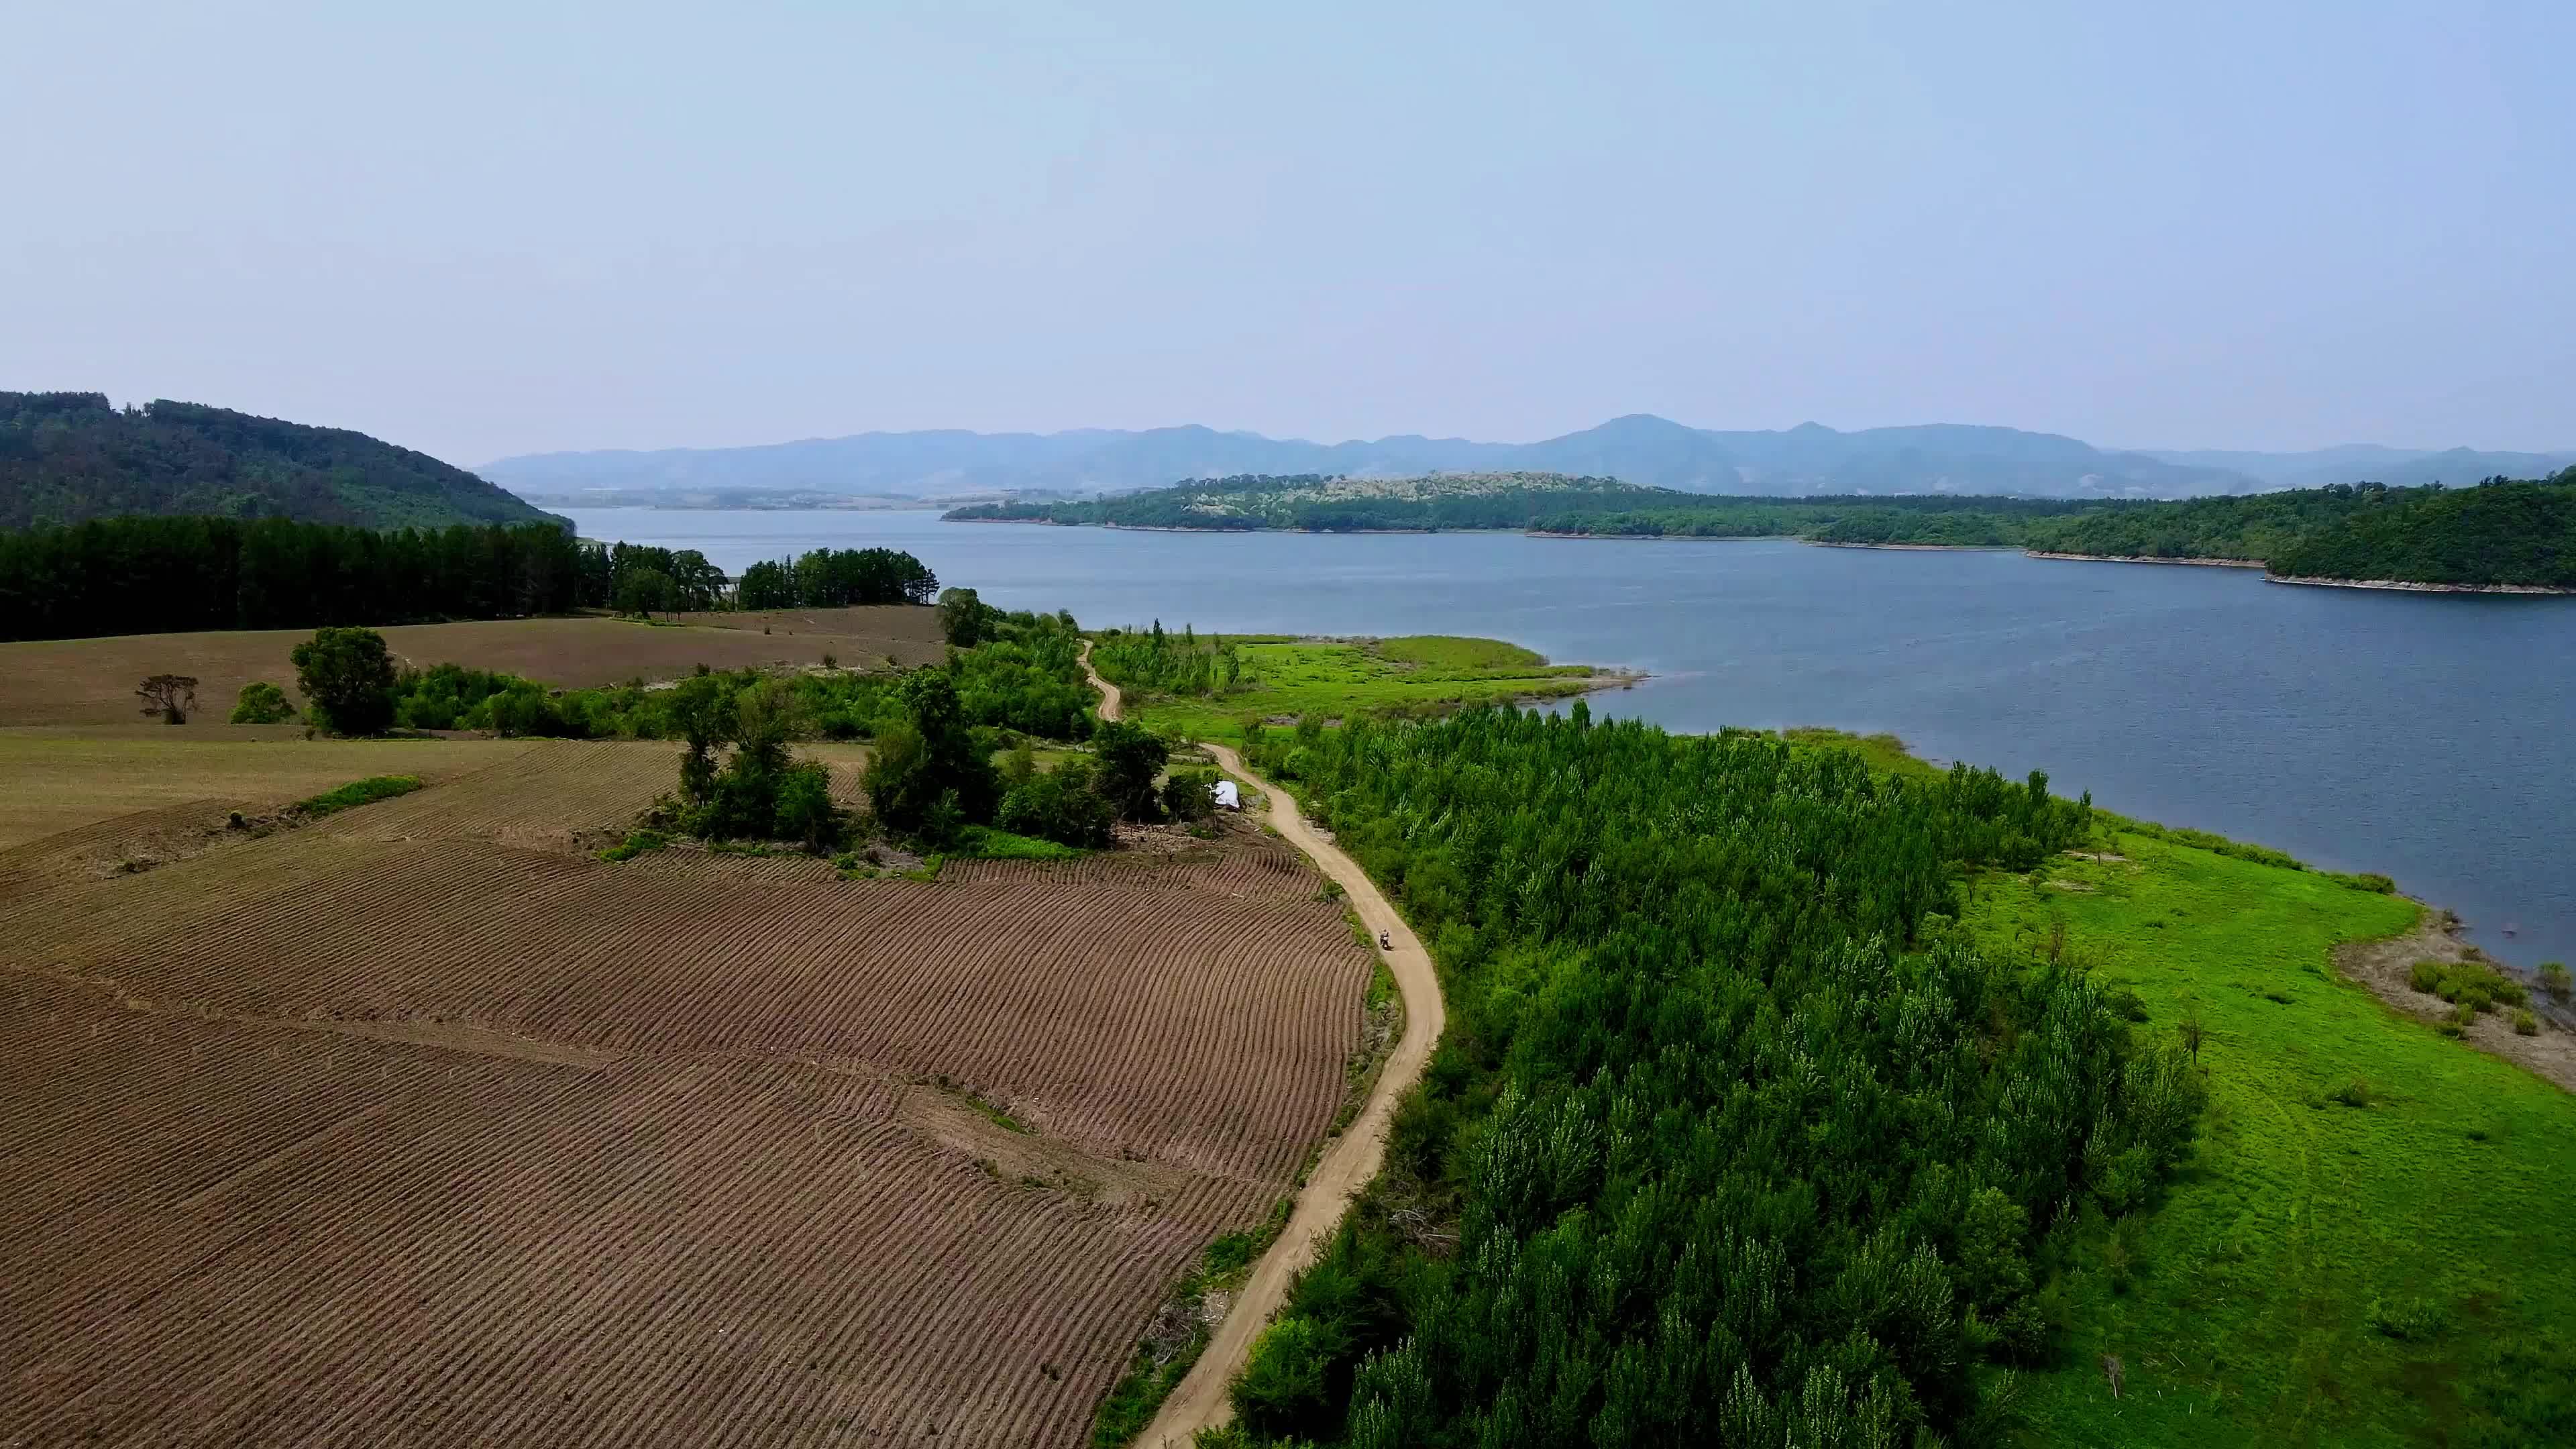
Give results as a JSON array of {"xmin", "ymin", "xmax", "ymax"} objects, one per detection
[{"xmin": 565, "ymin": 508, "xmax": 2576, "ymax": 968}]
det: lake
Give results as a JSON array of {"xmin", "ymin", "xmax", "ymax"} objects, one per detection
[{"xmin": 563, "ymin": 507, "xmax": 2576, "ymax": 969}]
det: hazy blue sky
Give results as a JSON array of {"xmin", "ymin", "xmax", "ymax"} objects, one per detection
[{"xmin": 5, "ymin": 1, "xmax": 2569, "ymax": 463}]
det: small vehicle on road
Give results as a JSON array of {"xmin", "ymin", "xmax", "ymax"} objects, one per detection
[{"xmin": 1378, "ymin": 930, "xmax": 1391, "ymax": 950}]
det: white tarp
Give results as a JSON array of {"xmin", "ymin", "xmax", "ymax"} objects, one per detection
[{"xmin": 1212, "ymin": 780, "xmax": 1241, "ymax": 810}]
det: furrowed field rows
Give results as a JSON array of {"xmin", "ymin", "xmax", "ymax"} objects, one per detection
[
  {"xmin": 944, "ymin": 832, "xmax": 1320, "ymax": 900},
  {"xmin": 4, "ymin": 834, "xmax": 1369, "ymax": 1183},
  {"xmin": 0, "ymin": 613, "xmax": 948, "ymax": 727},
  {"xmin": 0, "ymin": 977, "xmax": 1256, "ymax": 1448}
]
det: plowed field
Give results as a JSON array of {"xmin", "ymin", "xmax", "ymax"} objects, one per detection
[
  {"xmin": 0, "ymin": 743, "xmax": 1366, "ymax": 1446},
  {"xmin": 0, "ymin": 609, "xmax": 945, "ymax": 727}
]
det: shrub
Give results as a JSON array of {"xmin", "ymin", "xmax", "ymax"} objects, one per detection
[
  {"xmin": 2512, "ymin": 1008, "xmax": 2539, "ymax": 1036},
  {"xmin": 2368, "ymin": 1294, "xmax": 2450, "ymax": 1341},
  {"xmin": 2408, "ymin": 959, "xmax": 2445, "ymax": 993},
  {"xmin": 227, "ymin": 681, "xmax": 295, "ymax": 724},
  {"xmin": 291, "ymin": 775, "xmax": 423, "ymax": 818},
  {"xmin": 2540, "ymin": 962, "xmax": 2571, "ymax": 1003},
  {"xmin": 770, "ymin": 760, "xmax": 845, "ymax": 851},
  {"xmin": 1162, "ymin": 767, "xmax": 1219, "ymax": 822},
  {"xmin": 2328, "ymin": 1078, "xmax": 2373, "ymax": 1108},
  {"xmin": 598, "ymin": 829, "xmax": 668, "ymax": 862},
  {"xmin": 291, "ymin": 627, "xmax": 398, "ymax": 736}
]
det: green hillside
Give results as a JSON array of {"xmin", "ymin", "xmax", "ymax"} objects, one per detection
[{"xmin": 0, "ymin": 392, "xmax": 562, "ymax": 529}]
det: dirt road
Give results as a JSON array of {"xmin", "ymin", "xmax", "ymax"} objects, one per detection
[{"xmin": 1081, "ymin": 645, "xmax": 1446, "ymax": 1446}]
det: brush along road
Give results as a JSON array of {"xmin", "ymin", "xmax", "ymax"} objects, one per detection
[{"xmin": 1082, "ymin": 643, "xmax": 1446, "ymax": 1446}]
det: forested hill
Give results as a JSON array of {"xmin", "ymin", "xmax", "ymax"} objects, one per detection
[
  {"xmin": 947, "ymin": 472, "xmax": 1683, "ymax": 531},
  {"xmin": 1010, "ymin": 469, "xmax": 2576, "ymax": 589},
  {"xmin": 0, "ymin": 392, "xmax": 563, "ymax": 530}
]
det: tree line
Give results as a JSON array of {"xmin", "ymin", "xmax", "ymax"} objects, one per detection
[
  {"xmin": 0, "ymin": 517, "xmax": 941, "ymax": 641},
  {"xmin": 1218, "ymin": 707, "xmax": 2199, "ymax": 1448}
]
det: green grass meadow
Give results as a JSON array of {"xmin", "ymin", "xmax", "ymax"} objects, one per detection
[
  {"xmin": 1117, "ymin": 634, "xmax": 1605, "ymax": 741},
  {"xmin": 1962, "ymin": 826, "xmax": 2575, "ymax": 1446}
]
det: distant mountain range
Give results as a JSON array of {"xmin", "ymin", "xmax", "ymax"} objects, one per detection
[
  {"xmin": 484, "ymin": 415, "xmax": 2576, "ymax": 504},
  {"xmin": 3, "ymin": 392, "xmax": 564, "ymax": 531}
]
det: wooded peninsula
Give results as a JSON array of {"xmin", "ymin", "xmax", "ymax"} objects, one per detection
[{"xmin": 949, "ymin": 470, "xmax": 2576, "ymax": 592}]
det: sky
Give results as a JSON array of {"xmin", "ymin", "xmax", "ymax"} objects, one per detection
[{"xmin": 4, "ymin": 1, "xmax": 2570, "ymax": 465}]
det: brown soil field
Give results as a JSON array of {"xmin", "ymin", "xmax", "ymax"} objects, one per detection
[
  {"xmin": 0, "ymin": 727, "xmax": 537, "ymax": 849},
  {"xmin": 0, "ymin": 610, "xmax": 947, "ymax": 727},
  {"xmin": 0, "ymin": 740, "xmax": 1365, "ymax": 1446}
]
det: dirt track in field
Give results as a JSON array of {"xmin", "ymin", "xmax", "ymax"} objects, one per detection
[{"xmin": 1083, "ymin": 645, "xmax": 1448, "ymax": 1448}]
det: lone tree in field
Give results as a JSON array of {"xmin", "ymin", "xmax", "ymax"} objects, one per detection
[
  {"xmin": 291, "ymin": 627, "xmax": 398, "ymax": 737},
  {"xmin": 136, "ymin": 674, "xmax": 198, "ymax": 724}
]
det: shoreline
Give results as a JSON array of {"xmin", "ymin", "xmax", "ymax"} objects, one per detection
[
  {"xmin": 2023, "ymin": 551, "xmax": 2267, "ymax": 568},
  {"xmin": 2265, "ymin": 574, "xmax": 2576, "ymax": 596},
  {"xmin": 1805, "ymin": 539, "xmax": 2015, "ymax": 553}
]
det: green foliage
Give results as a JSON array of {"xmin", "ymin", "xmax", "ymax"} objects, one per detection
[
  {"xmin": 1089, "ymin": 720, "xmax": 1171, "ymax": 821},
  {"xmin": 227, "ymin": 680, "xmax": 295, "ymax": 724},
  {"xmin": 597, "ymin": 828, "xmax": 669, "ymax": 862},
  {"xmin": 663, "ymin": 678, "xmax": 847, "ymax": 849},
  {"xmin": 2367, "ymin": 1294, "xmax": 2449, "ymax": 1341},
  {"xmin": 1955, "ymin": 820, "xmax": 2576, "ymax": 1448},
  {"xmin": 1163, "ymin": 767, "xmax": 1219, "ymax": 822},
  {"xmin": 995, "ymin": 758, "xmax": 1118, "ymax": 848},
  {"xmin": 0, "ymin": 390, "xmax": 559, "ymax": 531},
  {"xmin": 1112, "ymin": 632, "xmax": 1599, "ymax": 743},
  {"xmin": 392, "ymin": 662, "xmax": 530, "ymax": 731},
  {"xmin": 0, "ymin": 515, "xmax": 592, "ymax": 643},
  {"xmin": 1092, "ymin": 621, "xmax": 1253, "ymax": 699},
  {"xmin": 953, "ymin": 825, "xmax": 1089, "ymax": 861},
  {"xmin": 955, "ymin": 464, "xmax": 2576, "ymax": 589},
  {"xmin": 612, "ymin": 566, "xmax": 680, "ymax": 618},
  {"xmin": 949, "ymin": 472, "xmax": 1664, "ymax": 532},
  {"xmin": 864, "ymin": 670, "xmax": 1001, "ymax": 842},
  {"xmin": 2461, "ymin": 1330, "xmax": 2576, "ymax": 1446},
  {"xmin": 2267, "ymin": 475, "xmax": 2576, "ymax": 586},
  {"xmin": 2411, "ymin": 958, "xmax": 2529, "ymax": 1013},
  {"xmin": 1092, "ymin": 1201, "xmax": 1296, "ymax": 1448},
  {"xmin": 291, "ymin": 626, "xmax": 399, "ymax": 736},
  {"xmin": 1234, "ymin": 708, "xmax": 2159, "ymax": 1447},
  {"xmin": 290, "ymin": 774, "xmax": 423, "ymax": 818},
  {"xmin": 938, "ymin": 586, "xmax": 989, "ymax": 646},
  {"xmin": 734, "ymin": 545, "xmax": 939, "ymax": 608},
  {"xmin": 2540, "ymin": 962, "xmax": 2571, "ymax": 1003}
]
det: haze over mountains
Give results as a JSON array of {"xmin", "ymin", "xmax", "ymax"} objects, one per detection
[{"xmin": 483, "ymin": 415, "xmax": 2576, "ymax": 505}]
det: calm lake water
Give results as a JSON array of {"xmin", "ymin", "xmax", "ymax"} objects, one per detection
[{"xmin": 565, "ymin": 507, "xmax": 2576, "ymax": 968}]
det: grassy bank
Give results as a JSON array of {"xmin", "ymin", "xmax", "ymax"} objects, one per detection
[
  {"xmin": 1105, "ymin": 633, "xmax": 1612, "ymax": 741},
  {"xmin": 1956, "ymin": 826, "xmax": 2575, "ymax": 1446}
]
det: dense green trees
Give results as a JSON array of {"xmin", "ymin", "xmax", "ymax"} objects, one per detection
[
  {"xmin": 2266, "ymin": 476, "xmax": 2576, "ymax": 586},
  {"xmin": 292, "ymin": 627, "xmax": 399, "ymax": 736},
  {"xmin": 1091, "ymin": 622, "xmax": 1248, "ymax": 698},
  {"xmin": 659, "ymin": 676, "xmax": 847, "ymax": 849},
  {"xmin": 1230, "ymin": 708, "xmax": 2196, "ymax": 1447},
  {"xmin": 863, "ymin": 670, "xmax": 1001, "ymax": 843},
  {"xmin": 733, "ymin": 545, "xmax": 940, "ymax": 608},
  {"xmin": 0, "ymin": 519, "xmax": 941, "ymax": 641},
  {"xmin": 0, "ymin": 390, "xmax": 559, "ymax": 529}
]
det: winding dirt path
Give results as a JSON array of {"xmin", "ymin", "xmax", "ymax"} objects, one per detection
[{"xmin": 1081, "ymin": 645, "xmax": 1445, "ymax": 1446}]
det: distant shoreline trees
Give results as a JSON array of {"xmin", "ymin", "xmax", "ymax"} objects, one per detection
[{"xmin": 0, "ymin": 518, "xmax": 940, "ymax": 641}]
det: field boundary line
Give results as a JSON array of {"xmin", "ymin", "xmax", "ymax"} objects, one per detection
[{"xmin": 1083, "ymin": 645, "xmax": 1446, "ymax": 1447}]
